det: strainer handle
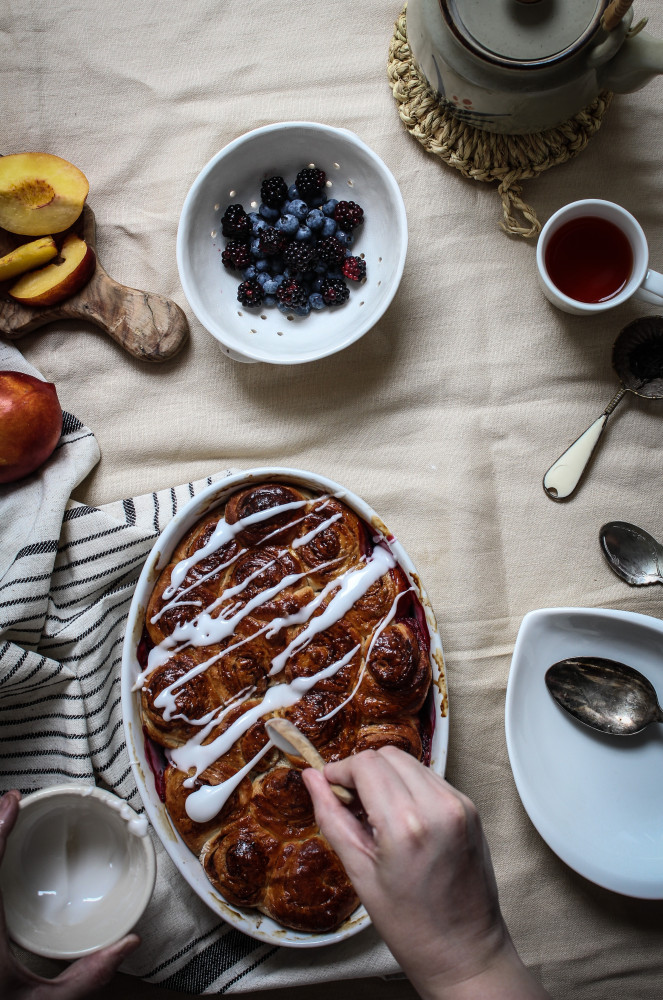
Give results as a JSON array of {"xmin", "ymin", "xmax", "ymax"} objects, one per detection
[{"xmin": 543, "ymin": 389, "xmax": 626, "ymax": 501}]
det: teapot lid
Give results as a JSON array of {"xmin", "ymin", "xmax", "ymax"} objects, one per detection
[{"xmin": 442, "ymin": 0, "xmax": 607, "ymax": 66}]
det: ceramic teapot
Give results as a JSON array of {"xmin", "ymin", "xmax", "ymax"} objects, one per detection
[{"xmin": 406, "ymin": 0, "xmax": 663, "ymax": 134}]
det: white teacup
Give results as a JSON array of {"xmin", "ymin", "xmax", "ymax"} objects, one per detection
[{"xmin": 536, "ymin": 200, "xmax": 663, "ymax": 316}]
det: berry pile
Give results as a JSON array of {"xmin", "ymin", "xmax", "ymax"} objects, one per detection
[{"xmin": 218, "ymin": 166, "xmax": 366, "ymax": 317}]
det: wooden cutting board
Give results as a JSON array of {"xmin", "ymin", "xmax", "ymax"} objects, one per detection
[{"xmin": 0, "ymin": 205, "xmax": 189, "ymax": 362}]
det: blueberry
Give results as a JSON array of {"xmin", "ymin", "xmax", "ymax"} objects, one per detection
[
  {"xmin": 263, "ymin": 294, "xmax": 277, "ymax": 307},
  {"xmin": 293, "ymin": 302, "xmax": 311, "ymax": 317},
  {"xmin": 327, "ymin": 267, "xmax": 343, "ymax": 279},
  {"xmin": 241, "ymin": 264, "xmax": 258, "ymax": 280},
  {"xmin": 277, "ymin": 301, "xmax": 292, "ymax": 315},
  {"xmin": 287, "ymin": 183, "xmax": 299, "ymax": 200},
  {"xmin": 255, "ymin": 258, "xmax": 271, "ymax": 272},
  {"xmin": 322, "ymin": 199, "xmax": 338, "ymax": 217},
  {"xmin": 295, "ymin": 225, "xmax": 312, "ymax": 242},
  {"xmin": 256, "ymin": 271, "xmax": 270, "ymax": 287},
  {"xmin": 309, "ymin": 292, "xmax": 325, "ymax": 310},
  {"xmin": 275, "ymin": 213, "xmax": 298, "ymax": 236},
  {"xmin": 311, "ymin": 276, "xmax": 324, "ymax": 292},
  {"xmin": 251, "ymin": 217, "xmax": 268, "ymax": 235},
  {"xmin": 335, "ymin": 230, "xmax": 354, "ymax": 248},
  {"xmin": 263, "ymin": 277, "xmax": 281, "ymax": 295},
  {"xmin": 288, "ymin": 199, "xmax": 308, "ymax": 221},
  {"xmin": 312, "ymin": 260, "xmax": 328, "ymax": 274},
  {"xmin": 306, "ymin": 209, "xmax": 325, "ymax": 231},
  {"xmin": 308, "ymin": 193, "xmax": 327, "ymax": 208},
  {"xmin": 250, "ymin": 237, "xmax": 264, "ymax": 258},
  {"xmin": 259, "ymin": 202, "xmax": 280, "ymax": 221},
  {"xmin": 321, "ymin": 217, "xmax": 337, "ymax": 238}
]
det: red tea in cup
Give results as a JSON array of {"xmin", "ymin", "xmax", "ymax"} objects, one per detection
[{"xmin": 544, "ymin": 216, "xmax": 633, "ymax": 304}]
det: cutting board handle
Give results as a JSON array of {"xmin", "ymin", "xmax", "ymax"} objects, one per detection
[{"xmin": 0, "ymin": 206, "xmax": 189, "ymax": 363}]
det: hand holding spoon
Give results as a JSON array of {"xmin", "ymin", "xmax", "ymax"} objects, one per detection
[
  {"xmin": 600, "ymin": 521, "xmax": 663, "ymax": 586},
  {"xmin": 264, "ymin": 718, "xmax": 354, "ymax": 804},
  {"xmin": 545, "ymin": 656, "xmax": 663, "ymax": 735}
]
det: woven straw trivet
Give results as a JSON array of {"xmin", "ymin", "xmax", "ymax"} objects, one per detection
[{"xmin": 388, "ymin": 6, "xmax": 613, "ymax": 238}]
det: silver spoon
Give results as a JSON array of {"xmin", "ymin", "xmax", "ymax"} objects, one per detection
[
  {"xmin": 264, "ymin": 718, "xmax": 354, "ymax": 804},
  {"xmin": 599, "ymin": 520, "xmax": 663, "ymax": 586},
  {"xmin": 545, "ymin": 657, "xmax": 663, "ymax": 735}
]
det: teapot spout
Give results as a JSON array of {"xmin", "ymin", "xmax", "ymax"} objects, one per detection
[{"xmin": 600, "ymin": 29, "xmax": 663, "ymax": 93}]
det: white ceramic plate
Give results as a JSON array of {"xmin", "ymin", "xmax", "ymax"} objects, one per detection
[
  {"xmin": 121, "ymin": 467, "xmax": 448, "ymax": 947},
  {"xmin": 505, "ymin": 607, "xmax": 663, "ymax": 898}
]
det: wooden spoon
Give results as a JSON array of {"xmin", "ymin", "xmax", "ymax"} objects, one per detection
[
  {"xmin": 265, "ymin": 718, "xmax": 354, "ymax": 805},
  {"xmin": 0, "ymin": 205, "xmax": 188, "ymax": 362}
]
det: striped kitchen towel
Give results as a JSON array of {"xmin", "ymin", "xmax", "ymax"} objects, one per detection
[{"xmin": 0, "ymin": 344, "xmax": 398, "ymax": 993}]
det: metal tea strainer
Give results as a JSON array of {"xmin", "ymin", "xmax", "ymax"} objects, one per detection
[{"xmin": 543, "ymin": 316, "xmax": 663, "ymax": 501}]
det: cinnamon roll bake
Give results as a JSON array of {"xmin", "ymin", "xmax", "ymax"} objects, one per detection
[{"xmin": 135, "ymin": 481, "xmax": 434, "ymax": 933}]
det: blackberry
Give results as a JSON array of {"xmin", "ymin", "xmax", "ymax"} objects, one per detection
[
  {"xmin": 221, "ymin": 204, "xmax": 250, "ymax": 239},
  {"xmin": 334, "ymin": 200, "xmax": 364, "ymax": 232},
  {"xmin": 222, "ymin": 240, "xmax": 252, "ymax": 270},
  {"xmin": 342, "ymin": 256, "xmax": 366, "ymax": 282},
  {"xmin": 295, "ymin": 167, "xmax": 326, "ymax": 199},
  {"xmin": 258, "ymin": 226, "xmax": 288, "ymax": 256},
  {"xmin": 316, "ymin": 235, "xmax": 345, "ymax": 265},
  {"xmin": 320, "ymin": 277, "xmax": 350, "ymax": 306},
  {"xmin": 260, "ymin": 175, "xmax": 288, "ymax": 209},
  {"xmin": 276, "ymin": 278, "xmax": 308, "ymax": 309},
  {"xmin": 283, "ymin": 241, "xmax": 317, "ymax": 271},
  {"xmin": 237, "ymin": 279, "xmax": 263, "ymax": 307}
]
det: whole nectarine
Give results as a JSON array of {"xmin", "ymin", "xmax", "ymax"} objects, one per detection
[{"xmin": 0, "ymin": 371, "xmax": 63, "ymax": 484}]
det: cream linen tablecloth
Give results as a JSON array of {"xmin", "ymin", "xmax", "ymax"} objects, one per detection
[{"xmin": 2, "ymin": 1, "xmax": 663, "ymax": 997}]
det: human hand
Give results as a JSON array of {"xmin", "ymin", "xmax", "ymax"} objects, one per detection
[
  {"xmin": 0, "ymin": 790, "xmax": 140, "ymax": 1000},
  {"xmin": 303, "ymin": 748, "xmax": 548, "ymax": 1000}
]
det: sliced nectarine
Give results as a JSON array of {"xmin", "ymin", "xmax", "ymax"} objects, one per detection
[
  {"xmin": 0, "ymin": 236, "xmax": 58, "ymax": 282},
  {"xmin": 0, "ymin": 153, "xmax": 89, "ymax": 236},
  {"xmin": 8, "ymin": 234, "xmax": 96, "ymax": 306}
]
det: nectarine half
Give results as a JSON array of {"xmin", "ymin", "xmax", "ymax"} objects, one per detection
[
  {"xmin": 8, "ymin": 233, "xmax": 96, "ymax": 306},
  {"xmin": 0, "ymin": 152, "xmax": 89, "ymax": 236},
  {"xmin": 0, "ymin": 236, "xmax": 58, "ymax": 282}
]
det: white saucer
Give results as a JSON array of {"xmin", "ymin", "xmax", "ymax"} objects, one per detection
[{"xmin": 505, "ymin": 607, "xmax": 663, "ymax": 898}]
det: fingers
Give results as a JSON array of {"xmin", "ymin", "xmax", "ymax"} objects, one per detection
[
  {"xmin": 302, "ymin": 769, "xmax": 376, "ymax": 872},
  {"xmin": 0, "ymin": 791, "xmax": 20, "ymax": 865},
  {"xmin": 47, "ymin": 934, "xmax": 141, "ymax": 1000},
  {"xmin": 320, "ymin": 749, "xmax": 418, "ymax": 833}
]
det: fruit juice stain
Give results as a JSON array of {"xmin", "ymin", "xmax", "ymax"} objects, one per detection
[{"xmin": 545, "ymin": 216, "xmax": 633, "ymax": 303}]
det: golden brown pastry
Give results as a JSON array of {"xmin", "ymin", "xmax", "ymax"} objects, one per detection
[{"xmin": 137, "ymin": 481, "xmax": 433, "ymax": 933}]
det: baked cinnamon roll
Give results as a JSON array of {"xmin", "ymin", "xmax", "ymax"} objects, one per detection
[{"xmin": 137, "ymin": 481, "xmax": 435, "ymax": 934}]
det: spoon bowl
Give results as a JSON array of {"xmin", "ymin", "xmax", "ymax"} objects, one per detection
[
  {"xmin": 600, "ymin": 520, "xmax": 663, "ymax": 586},
  {"xmin": 545, "ymin": 656, "xmax": 663, "ymax": 735}
]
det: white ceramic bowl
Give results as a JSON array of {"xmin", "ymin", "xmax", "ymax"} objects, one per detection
[
  {"xmin": 121, "ymin": 467, "xmax": 448, "ymax": 948},
  {"xmin": 176, "ymin": 123, "xmax": 408, "ymax": 364},
  {"xmin": 506, "ymin": 607, "xmax": 663, "ymax": 898},
  {"xmin": 0, "ymin": 784, "xmax": 156, "ymax": 959}
]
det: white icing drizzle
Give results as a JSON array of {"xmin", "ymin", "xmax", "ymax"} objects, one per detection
[
  {"xmin": 317, "ymin": 587, "xmax": 413, "ymax": 722},
  {"xmin": 139, "ymin": 489, "xmax": 402, "ymax": 825},
  {"xmin": 292, "ymin": 511, "xmax": 343, "ymax": 549},
  {"xmin": 180, "ymin": 644, "xmax": 360, "ymax": 822},
  {"xmin": 268, "ymin": 545, "xmax": 396, "ymax": 676},
  {"xmin": 164, "ymin": 497, "xmax": 330, "ymax": 598},
  {"xmin": 184, "ymin": 742, "xmax": 273, "ymax": 824}
]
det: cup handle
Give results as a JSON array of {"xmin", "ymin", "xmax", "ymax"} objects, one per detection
[
  {"xmin": 543, "ymin": 389, "xmax": 626, "ymax": 501},
  {"xmin": 634, "ymin": 268, "xmax": 663, "ymax": 306}
]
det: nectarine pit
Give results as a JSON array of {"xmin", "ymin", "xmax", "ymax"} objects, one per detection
[{"xmin": 12, "ymin": 178, "xmax": 56, "ymax": 210}]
